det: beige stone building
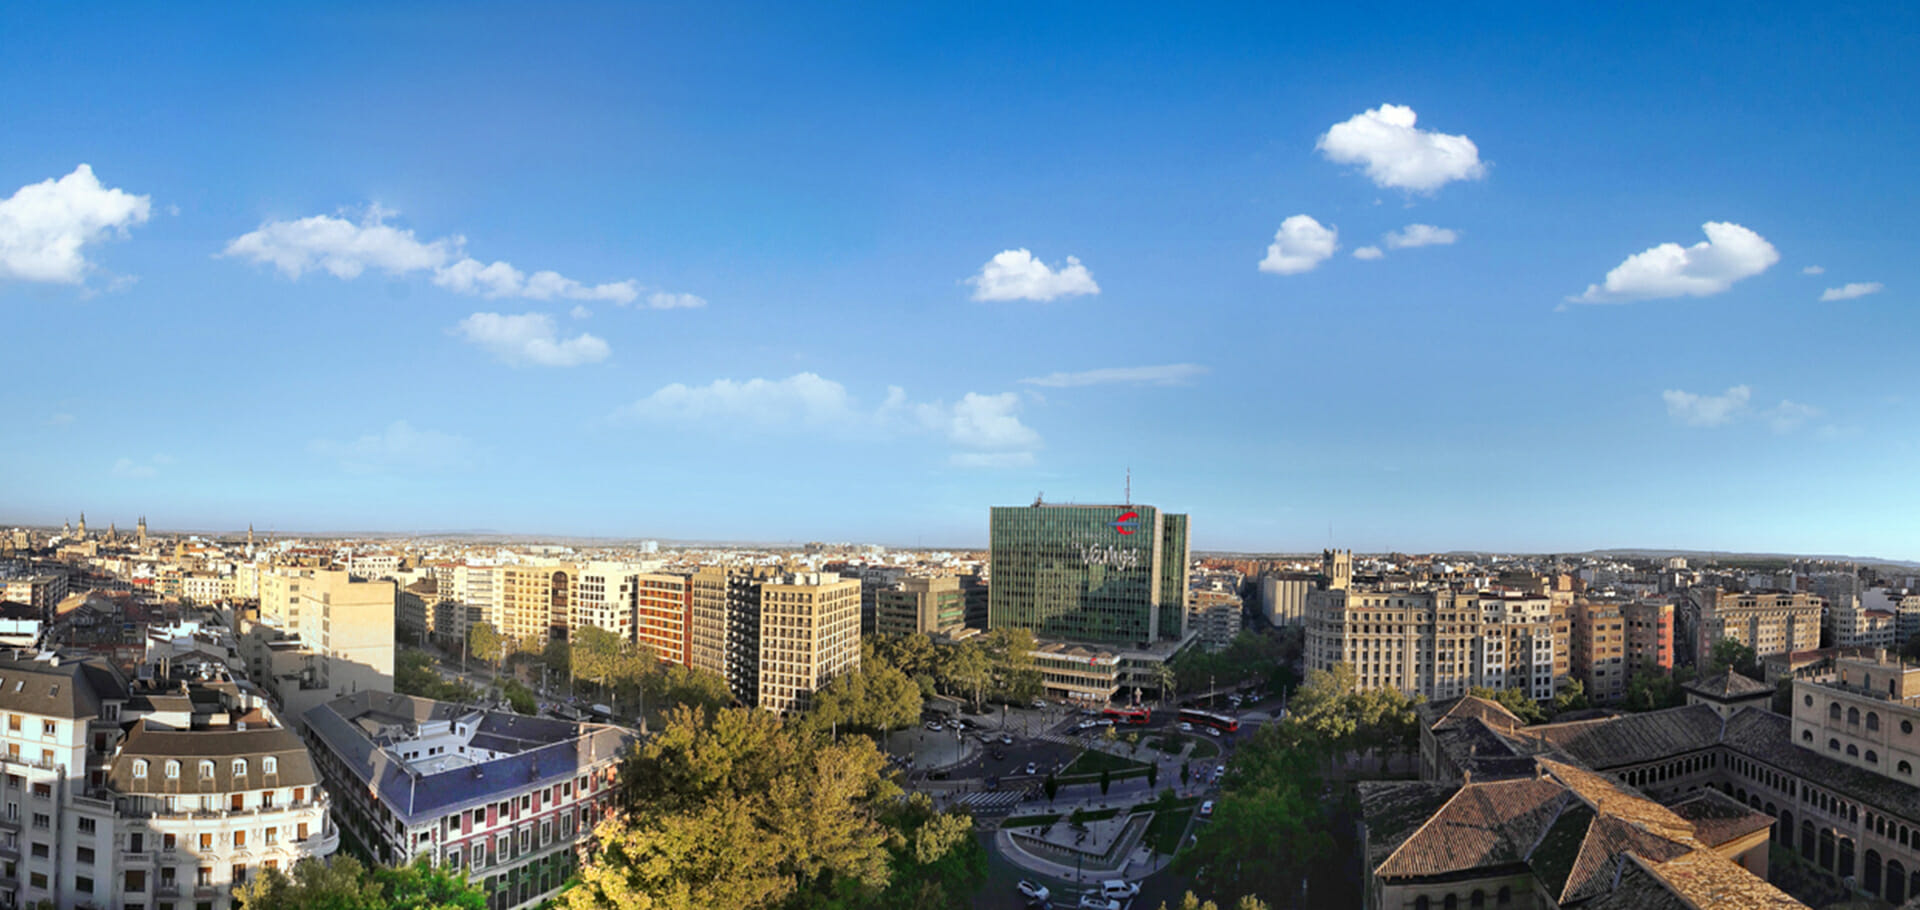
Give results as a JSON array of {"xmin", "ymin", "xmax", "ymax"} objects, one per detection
[
  {"xmin": 496, "ymin": 563, "xmax": 574, "ymax": 646},
  {"xmin": 1306, "ymin": 586, "xmax": 1558, "ymax": 703},
  {"xmin": 1691, "ymin": 588, "xmax": 1824, "ymax": 661},
  {"xmin": 1571, "ymin": 597, "xmax": 1628, "ymax": 704},
  {"xmin": 249, "ymin": 568, "xmax": 395, "ymax": 728},
  {"xmin": 755, "ymin": 572, "xmax": 861, "ymax": 714},
  {"xmin": 874, "ymin": 575, "xmax": 965, "ymax": 637}
]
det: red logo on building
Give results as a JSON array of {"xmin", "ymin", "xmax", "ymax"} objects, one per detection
[{"xmin": 1110, "ymin": 511, "xmax": 1141, "ymax": 535}]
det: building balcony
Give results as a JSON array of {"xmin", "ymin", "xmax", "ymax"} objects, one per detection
[
  {"xmin": 303, "ymin": 827, "xmax": 341, "ymax": 856},
  {"xmin": 155, "ymin": 883, "xmax": 182, "ymax": 897},
  {"xmin": 120, "ymin": 850, "xmax": 153, "ymax": 865}
]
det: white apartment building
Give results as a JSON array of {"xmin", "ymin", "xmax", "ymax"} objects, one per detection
[
  {"xmin": 572, "ymin": 562, "xmax": 637, "ymax": 642},
  {"xmin": 1305, "ymin": 586, "xmax": 1558, "ymax": 703}
]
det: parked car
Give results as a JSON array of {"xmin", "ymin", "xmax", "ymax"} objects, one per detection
[
  {"xmin": 1017, "ymin": 880, "xmax": 1051, "ymax": 901},
  {"xmin": 1100, "ymin": 880, "xmax": 1141, "ymax": 900},
  {"xmin": 1025, "ymin": 761, "xmax": 1039, "ymax": 775},
  {"xmin": 1000, "ymin": 733, "xmax": 1014, "ymax": 745},
  {"xmin": 1032, "ymin": 698, "xmax": 1046, "ymax": 709},
  {"xmin": 1076, "ymin": 894, "xmax": 1121, "ymax": 910},
  {"xmin": 1178, "ymin": 722, "xmax": 1193, "ymax": 733},
  {"xmin": 1216, "ymin": 764, "xmax": 1226, "ymax": 777},
  {"xmin": 925, "ymin": 721, "xmax": 943, "ymax": 731},
  {"xmin": 1200, "ymin": 800, "xmax": 1215, "ymax": 817},
  {"xmin": 1205, "ymin": 726, "xmax": 1221, "ymax": 737}
]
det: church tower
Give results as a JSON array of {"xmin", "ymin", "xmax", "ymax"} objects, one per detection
[
  {"xmin": 137, "ymin": 515, "xmax": 148, "ymax": 548},
  {"xmin": 76, "ymin": 512, "xmax": 87, "ymax": 540}
]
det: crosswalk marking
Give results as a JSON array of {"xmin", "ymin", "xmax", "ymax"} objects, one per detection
[{"xmin": 955, "ymin": 789, "xmax": 1031, "ymax": 811}]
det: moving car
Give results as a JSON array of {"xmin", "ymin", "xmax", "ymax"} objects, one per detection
[
  {"xmin": 1200, "ymin": 800, "xmax": 1215, "ymax": 817},
  {"xmin": 925, "ymin": 721, "xmax": 943, "ymax": 731},
  {"xmin": 1017, "ymin": 880, "xmax": 1051, "ymax": 901},
  {"xmin": 1205, "ymin": 726, "xmax": 1221, "ymax": 737},
  {"xmin": 1076, "ymin": 894, "xmax": 1121, "ymax": 910},
  {"xmin": 1100, "ymin": 880, "xmax": 1141, "ymax": 900},
  {"xmin": 1000, "ymin": 733, "xmax": 1014, "ymax": 745},
  {"xmin": 1032, "ymin": 698, "xmax": 1047, "ymax": 709},
  {"xmin": 1216, "ymin": 764, "xmax": 1226, "ymax": 777},
  {"xmin": 1178, "ymin": 722, "xmax": 1193, "ymax": 733},
  {"xmin": 1025, "ymin": 761, "xmax": 1039, "ymax": 775}
]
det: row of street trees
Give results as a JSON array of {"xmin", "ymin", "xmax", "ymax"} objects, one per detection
[{"xmin": 867, "ymin": 628, "xmax": 1044, "ymax": 711}]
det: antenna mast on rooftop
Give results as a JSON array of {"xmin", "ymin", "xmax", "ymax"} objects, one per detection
[{"xmin": 1125, "ymin": 467, "xmax": 1131, "ymax": 505}]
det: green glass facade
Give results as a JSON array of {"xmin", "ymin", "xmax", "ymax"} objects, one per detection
[{"xmin": 987, "ymin": 503, "xmax": 1191, "ymax": 645}]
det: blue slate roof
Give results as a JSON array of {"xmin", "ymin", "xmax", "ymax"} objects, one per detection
[{"xmin": 304, "ymin": 691, "xmax": 636, "ymax": 825}]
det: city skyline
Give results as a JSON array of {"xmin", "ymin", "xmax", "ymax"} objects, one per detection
[{"xmin": 5, "ymin": 4, "xmax": 1918, "ymax": 556}]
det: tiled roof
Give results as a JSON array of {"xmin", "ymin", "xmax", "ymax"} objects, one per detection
[
  {"xmin": 1423, "ymin": 694, "xmax": 1525, "ymax": 732},
  {"xmin": 1373, "ymin": 776, "xmax": 1567, "ymax": 878},
  {"xmin": 1686, "ymin": 671, "xmax": 1774, "ymax": 699},
  {"xmin": 1720, "ymin": 707, "xmax": 1920, "ymax": 824},
  {"xmin": 1519, "ymin": 704, "xmax": 1725, "ymax": 769},
  {"xmin": 106, "ymin": 719, "xmax": 318, "ymax": 792},
  {"xmin": 1666, "ymin": 788, "xmax": 1777, "ymax": 848}
]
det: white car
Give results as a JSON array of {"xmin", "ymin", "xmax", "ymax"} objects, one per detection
[
  {"xmin": 1100, "ymin": 879, "xmax": 1141, "ymax": 900},
  {"xmin": 1017, "ymin": 880, "xmax": 1050, "ymax": 901},
  {"xmin": 1000, "ymin": 733, "xmax": 1014, "ymax": 745},
  {"xmin": 1206, "ymin": 726, "xmax": 1221, "ymax": 737},
  {"xmin": 1025, "ymin": 761, "xmax": 1039, "ymax": 775},
  {"xmin": 925, "ymin": 721, "xmax": 943, "ymax": 731},
  {"xmin": 1178, "ymin": 722, "xmax": 1193, "ymax": 733},
  {"xmin": 1216, "ymin": 764, "xmax": 1226, "ymax": 778},
  {"xmin": 1077, "ymin": 894, "xmax": 1121, "ymax": 910},
  {"xmin": 1200, "ymin": 800, "xmax": 1215, "ymax": 817}
]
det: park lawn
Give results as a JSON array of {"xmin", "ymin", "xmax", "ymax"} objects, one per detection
[
  {"xmin": 1141, "ymin": 797, "xmax": 1203, "ymax": 855},
  {"xmin": 1184, "ymin": 737, "xmax": 1222, "ymax": 760},
  {"xmin": 1063, "ymin": 749, "xmax": 1151, "ymax": 777},
  {"xmin": 1004, "ymin": 808, "xmax": 1122, "ymax": 828}
]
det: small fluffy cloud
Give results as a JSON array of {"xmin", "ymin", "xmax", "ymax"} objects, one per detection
[
  {"xmin": 225, "ymin": 206, "xmax": 691, "ymax": 307},
  {"xmin": 1317, "ymin": 104, "xmax": 1486, "ymax": 193},
  {"xmin": 1573, "ymin": 222, "xmax": 1779, "ymax": 304},
  {"xmin": 967, "ymin": 249, "xmax": 1100, "ymax": 302},
  {"xmin": 432, "ymin": 257, "xmax": 639, "ymax": 304},
  {"xmin": 615, "ymin": 373, "xmax": 1042, "ymax": 463},
  {"xmin": 645, "ymin": 291, "xmax": 708, "ymax": 310},
  {"xmin": 1020, "ymin": 364, "xmax": 1208, "ymax": 387},
  {"xmin": 1768, "ymin": 400, "xmax": 1822, "ymax": 434},
  {"xmin": 309, "ymin": 420, "xmax": 469, "ymax": 473},
  {"xmin": 0, "ymin": 164, "xmax": 151, "ymax": 284},
  {"xmin": 1820, "ymin": 282, "xmax": 1883, "ymax": 302},
  {"xmin": 1802, "ymin": 265, "xmax": 1825, "ymax": 275},
  {"xmin": 453, "ymin": 312, "xmax": 610, "ymax": 367},
  {"xmin": 1352, "ymin": 246, "xmax": 1384, "ymax": 260},
  {"xmin": 1384, "ymin": 224, "xmax": 1459, "ymax": 249},
  {"xmin": 111, "ymin": 453, "xmax": 171, "ymax": 479},
  {"xmin": 224, "ymin": 208, "xmax": 456, "ymax": 279},
  {"xmin": 1663, "ymin": 385, "xmax": 1751, "ymax": 427},
  {"xmin": 1259, "ymin": 215, "xmax": 1338, "ymax": 275}
]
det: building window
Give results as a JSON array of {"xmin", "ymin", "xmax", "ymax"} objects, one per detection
[
  {"xmin": 125, "ymin": 870, "xmax": 147, "ymax": 892},
  {"xmin": 79, "ymin": 846, "xmax": 95, "ymax": 864},
  {"xmin": 232, "ymin": 759, "xmax": 247, "ymax": 777},
  {"xmin": 76, "ymin": 876, "xmax": 93, "ymax": 893},
  {"xmin": 1831, "ymin": 703, "xmax": 1843, "ymax": 720},
  {"xmin": 263, "ymin": 756, "xmax": 277, "ymax": 774},
  {"xmin": 1831, "ymin": 739, "xmax": 1842, "ymax": 752},
  {"xmin": 134, "ymin": 760, "xmax": 149, "ymax": 779},
  {"xmin": 80, "ymin": 817, "xmax": 96, "ymax": 834},
  {"xmin": 1803, "ymin": 730, "xmax": 1814, "ymax": 742},
  {"xmin": 198, "ymin": 761, "xmax": 214, "ymax": 779},
  {"xmin": 1848, "ymin": 744, "xmax": 1860, "ymax": 757},
  {"xmin": 1868, "ymin": 750, "xmax": 1880, "ymax": 764},
  {"xmin": 165, "ymin": 761, "xmax": 179, "ymax": 779},
  {"xmin": 1905, "ymin": 720, "xmax": 1914, "ymax": 736},
  {"xmin": 1869, "ymin": 712, "xmax": 1882, "ymax": 731},
  {"xmin": 1902, "ymin": 761, "xmax": 1913, "ymax": 775}
]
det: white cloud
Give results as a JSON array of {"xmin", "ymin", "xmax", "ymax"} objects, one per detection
[
  {"xmin": 1259, "ymin": 215, "xmax": 1338, "ymax": 275},
  {"xmin": 967, "ymin": 249, "xmax": 1100, "ymax": 302},
  {"xmin": 615, "ymin": 372, "xmax": 1042, "ymax": 461},
  {"xmin": 1573, "ymin": 222, "xmax": 1779, "ymax": 304},
  {"xmin": 1020, "ymin": 364, "xmax": 1208, "ymax": 387},
  {"xmin": 1767, "ymin": 400, "xmax": 1822, "ymax": 434},
  {"xmin": 1384, "ymin": 224, "xmax": 1459, "ymax": 249},
  {"xmin": 0, "ymin": 164, "xmax": 151, "ymax": 284},
  {"xmin": 224, "ymin": 207, "xmax": 456, "ymax": 279},
  {"xmin": 309, "ymin": 420, "xmax": 470, "ymax": 473},
  {"xmin": 1663, "ymin": 385, "xmax": 1751, "ymax": 427},
  {"xmin": 225, "ymin": 206, "xmax": 681, "ymax": 307},
  {"xmin": 569, "ymin": 305, "xmax": 593, "ymax": 320},
  {"xmin": 922, "ymin": 392, "xmax": 1042, "ymax": 450},
  {"xmin": 1352, "ymin": 246, "xmax": 1384, "ymax": 260},
  {"xmin": 452, "ymin": 312, "xmax": 610, "ymax": 367},
  {"xmin": 1317, "ymin": 104, "xmax": 1486, "ymax": 193},
  {"xmin": 644, "ymin": 291, "xmax": 708, "ymax": 310},
  {"xmin": 1802, "ymin": 265, "xmax": 1825, "ymax": 275},
  {"xmin": 1820, "ymin": 282, "xmax": 1883, "ymax": 302},
  {"xmin": 431, "ymin": 256, "xmax": 640, "ymax": 304},
  {"xmin": 950, "ymin": 451, "xmax": 1035, "ymax": 469},
  {"xmin": 111, "ymin": 453, "xmax": 170, "ymax": 479}
]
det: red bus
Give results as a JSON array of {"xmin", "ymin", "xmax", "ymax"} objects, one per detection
[
  {"xmin": 1178, "ymin": 708, "xmax": 1240, "ymax": 733},
  {"xmin": 1103, "ymin": 706, "xmax": 1152, "ymax": 726}
]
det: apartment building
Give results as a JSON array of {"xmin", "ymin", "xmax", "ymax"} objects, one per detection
[
  {"xmin": 302, "ymin": 692, "xmax": 633, "ymax": 910},
  {"xmin": 572, "ymin": 562, "xmax": 637, "ymax": 642},
  {"xmin": 634, "ymin": 573, "xmax": 690, "ymax": 666},
  {"xmin": 1570, "ymin": 597, "xmax": 1628, "ymax": 704},
  {"xmin": 495, "ymin": 564, "xmax": 573, "ymax": 646},
  {"xmin": 756, "ymin": 573, "xmax": 861, "ymax": 714},
  {"xmin": 1305, "ymin": 586, "xmax": 1559, "ymax": 703},
  {"xmin": 1187, "ymin": 589, "xmax": 1241, "ymax": 653},
  {"xmin": 1623, "ymin": 599, "xmax": 1675, "ymax": 671},
  {"xmin": 1689, "ymin": 588, "xmax": 1824, "ymax": 661},
  {"xmin": 873, "ymin": 575, "xmax": 964, "ymax": 637},
  {"xmin": 2, "ymin": 573, "xmax": 68, "ymax": 612},
  {"xmin": 245, "ymin": 568, "xmax": 395, "ymax": 729},
  {"xmin": 690, "ymin": 566, "xmax": 768, "ymax": 706},
  {"xmin": 0, "ymin": 652, "xmax": 339, "ymax": 910},
  {"xmin": 1258, "ymin": 572, "xmax": 1314, "ymax": 626}
]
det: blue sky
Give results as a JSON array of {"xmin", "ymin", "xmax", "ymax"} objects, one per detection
[{"xmin": 4, "ymin": 3, "xmax": 1917, "ymax": 556}]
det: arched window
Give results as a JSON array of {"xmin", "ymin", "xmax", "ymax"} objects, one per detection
[
  {"xmin": 165, "ymin": 760, "xmax": 180, "ymax": 779},
  {"xmin": 1891, "ymin": 860, "xmax": 1909, "ymax": 904},
  {"xmin": 233, "ymin": 758, "xmax": 248, "ymax": 776},
  {"xmin": 1869, "ymin": 750, "xmax": 1880, "ymax": 764},
  {"xmin": 1496, "ymin": 887, "xmax": 1511, "ymax": 906},
  {"xmin": 1415, "ymin": 898, "xmax": 1430, "ymax": 910},
  {"xmin": 264, "ymin": 756, "xmax": 278, "ymax": 774},
  {"xmin": 199, "ymin": 760, "xmax": 215, "ymax": 778},
  {"xmin": 1901, "ymin": 760, "xmax": 1913, "ymax": 775},
  {"xmin": 1831, "ymin": 738, "xmax": 1842, "ymax": 752},
  {"xmin": 1805, "ymin": 693, "xmax": 1815, "ymax": 707},
  {"xmin": 1832, "ymin": 703, "xmax": 1844, "ymax": 720},
  {"xmin": 1867, "ymin": 849, "xmax": 1884, "ymax": 895},
  {"xmin": 1848, "ymin": 744, "xmax": 1860, "ymax": 757},
  {"xmin": 1841, "ymin": 836, "xmax": 1857, "ymax": 878},
  {"xmin": 1869, "ymin": 712, "xmax": 1881, "ymax": 731},
  {"xmin": 1780, "ymin": 810, "xmax": 1796, "ymax": 850},
  {"xmin": 1803, "ymin": 729, "xmax": 1814, "ymax": 742},
  {"xmin": 1470, "ymin": 891, "xmax": 1485, "ymax": 908},
  {"xmin": 1904, "ymin": 720, "xmax": 1913, "ymax": 735},
  {"xmin": 133, "ymin": 759, "xmax": 148, "ymax": 779},
  {"xmin": 1801, "ymin": 821, "xmax": 1817, "ymax": 861},
  {"xmin": 1850, "ymin": 707, "xmax": 1862, "ymax": 725},
  {"xmin": 1444, "ymin": 895, "xmax": 1458, "ymax": 910}
]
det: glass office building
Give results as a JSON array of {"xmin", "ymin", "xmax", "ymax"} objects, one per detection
[{"xmin": 988, "ymin": 502, "xmax": 1191, "ymax": 646}]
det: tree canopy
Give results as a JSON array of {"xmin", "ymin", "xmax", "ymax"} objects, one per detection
[
  {"xmin": 236, "ymin": 856, "xmax": 485, "ymax": 910},
  {"xmin": 1467, "ymin": 685, "xmax": 1546, "ymax": 724},
  {"xmin": 1176, "ymin": 720, "xmax": 1331, "ymax": 908}
]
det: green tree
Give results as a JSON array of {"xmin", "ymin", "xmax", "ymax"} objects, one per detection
[
  {"xmin": 1902, "ymin": 632, "xmax": 1920, "ymax": 664},
  {"xmin": 1148, "ymin": 761, "xmax": 1159, "ymax": 789},
  {"xmin": 1044, "ymin": 773, "xmax": 1059, "ymax": 803},
  {"xmin": 1156, "ymin": 893, "xmax": 1272, "ymax": 910},
  {"xmin": 1467, "ymin": 686, "xmax": 1545, "ymax": 725},
  {"xmin": 1624, "ymin": 661, "xmax": 1695, "ymax": 712},
  {"xmin": 237, "ymin": 856, "xmax": 485, "ymax": 910},
  {"xmin": 1152, "ymin": 661, "xmax": 1179, "ymax": 707},
  {"xmin": 800, "ymin": 640, "xmax": 924, "ymax": 737},
  {"xmin": 1288, "ymin": 664, "xmax": 1360, "ymax": 766},
  {"xmin": 938, "ymin": 642, "xmax": 992, "ymax": 710},
  {"xmin": 467, "ymin": 622, "xmax": 504, "ymax": 671},
  {"xmin": 1553, "ymin": 679, "xmax": 1590, "ymax": 717},
  {"xmin": 500, "ymin": 679, "xmax": 537, "ymax": 715},
  {"xmin": 579, "ymin": 706, "xmax": 895, "ymax": 910},
  {"xmin": 1709, "ymin": 639, "xmax": 1761, "ymax": 678},
  {"xmin": 1100, "ymin": 768, "xmax": 1112, "ymax": 795},
  {"xmin": 1176, "ymin": 721, "xmax": 1330, "ymax": 909}
]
